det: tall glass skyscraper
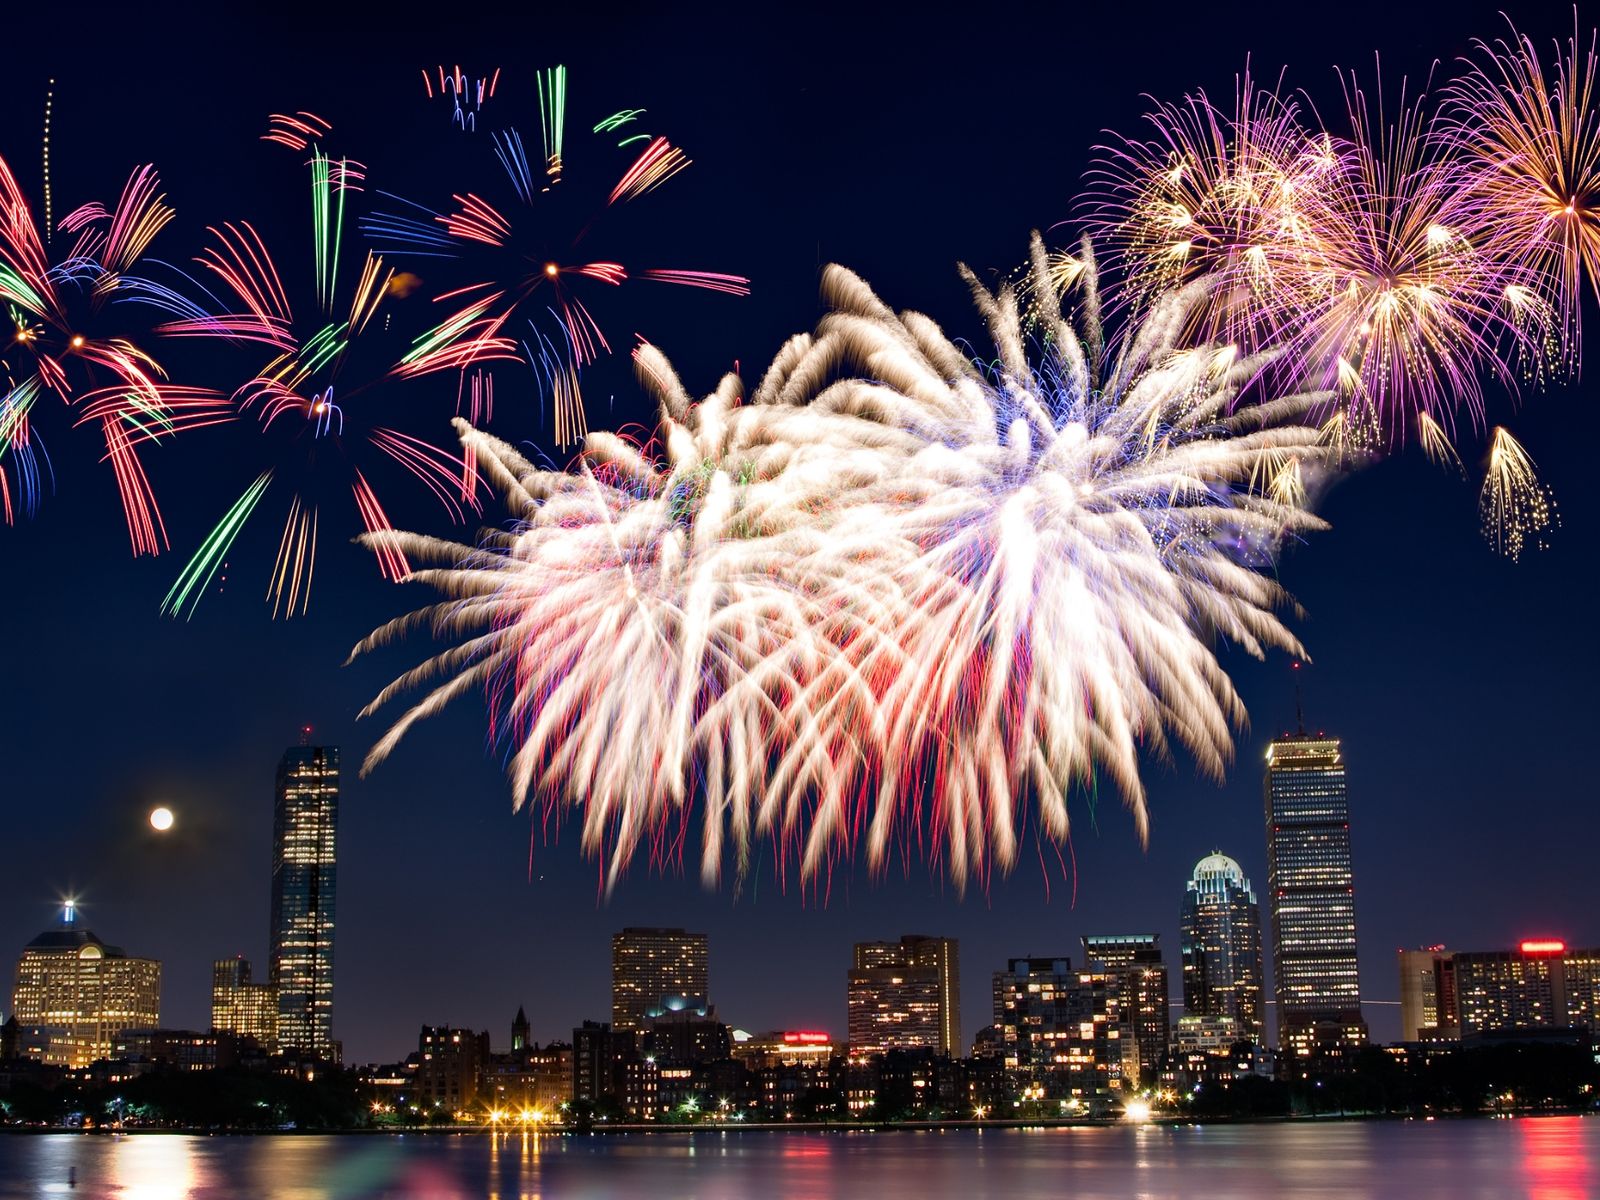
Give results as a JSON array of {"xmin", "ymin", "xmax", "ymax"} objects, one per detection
[
  {"xmin": 1179, "ymin": 852, "xmax": 1265, "ymax": 1041},
  {"xmin": 270, "ymin": 743, "xmax": 339, "ymax": 1062},
  {"xmin": 1264, "ymin": 733, "xmax": 1367, "ymax": 1067}
]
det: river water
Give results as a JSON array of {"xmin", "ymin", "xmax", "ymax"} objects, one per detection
[{"xmin": 0, "ymin": 1117, "xmax": 1593, "ymax": 1198}]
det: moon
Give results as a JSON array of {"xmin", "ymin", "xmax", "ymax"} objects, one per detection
[{"xmin": 149, "ymin": 807, "xmax": 175, "ymax": 833}]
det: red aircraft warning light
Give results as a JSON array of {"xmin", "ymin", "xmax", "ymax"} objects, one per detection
[{"xmin": 1519, "ymin": 939, "xmax": 1566, "ymax": 956}]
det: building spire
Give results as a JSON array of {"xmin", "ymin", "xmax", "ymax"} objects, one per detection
[{"xmin": 1292, "ymin": 661, "xmax": 1305, "ymax": 735}]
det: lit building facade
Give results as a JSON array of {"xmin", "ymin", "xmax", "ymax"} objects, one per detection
[
  {"xmin": 1179, "ymin": 852, "xmax": 1265, "ymax": 1041},
  {"xmin": 731, "ymin": 1029, "xmax": 835, "ymax": 1071},
  {"xmin": 1082, "ymin": 935, "xmax": 1169, "ymax": 1086},
  {"xmin": 270, "ymin": 743, "xmax": 339, "ymax": 1062},
  {"xmin": 611, "ymin": 928, "xmax": 708, "ymax": 1033},
  {"xmin": 11, "ymin": 908, "xmax": 161, "ymax": 1069},
  {"xmin": 991, "ymin": 956, "xmax": 1125, "ymax": 1105},
  {"xmin": 1264, "ymin": 732, "xmax": 1367, "ymax": 1066},
  {"xmin": 848, "ymin": 935, "xmax": 960, "ymax": 1057},
  {"xmin": 1453, "ymin": 940, "xmax": 1600, "ymax": 1038},
  {"xmin": 211, "ymin": 956, "xmax": 277, "ymax": 1052}
]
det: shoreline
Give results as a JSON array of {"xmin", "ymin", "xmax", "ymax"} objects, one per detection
[{"xmin": 1, "ymin": 1110, "xmax": 1590, "ymax": 1137}]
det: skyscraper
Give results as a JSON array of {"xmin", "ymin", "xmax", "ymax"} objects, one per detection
[
  {"xmin": 270, "ymin": 742, "xmax": 339, "ymax": 1062},
  {"xmin": 847, "ymin": 935, "xmax": 960, "ymax": 1057},
  {"xmin": 611, "ymin": 928, "xmax": 708, "ymax": 1032},
  {"xmin": 1179, "ymin": 852, "xmax": 1265, "ymax": 1041},
  {"xmin": 211, "ymin": 956, "xmax": 278, "ymax": 1052},
  {"xmin": 1081, "ymin": 935, "xmax": 1168, "ymax": 1085},
  {"xmin": 1264, "ymin": 730, "xmax": 1367, "ymax": 1067},
  {"xmin": 11, "ymin": 904, "xmax": 161, "ymax": 1069}
]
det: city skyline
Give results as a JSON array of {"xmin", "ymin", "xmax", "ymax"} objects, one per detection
[
  {"xmin": 2, "ymin": 0, "xmax": 1595, "ymax": 1067},
  {"xmin": 11, "ymin": 694, "xmax": 1598, "ymax": 1062}
]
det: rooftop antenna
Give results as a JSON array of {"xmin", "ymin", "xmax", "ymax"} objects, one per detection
[
  {"xmin": 299, "ymin": 724, "xmax": 312, "ymax": 747},
  {"xmin": 1292, "ymin": 661, "xmax": 1306, "ymax": 735}
]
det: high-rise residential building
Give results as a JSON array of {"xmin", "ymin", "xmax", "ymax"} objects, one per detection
[
  {"xmin": 1179, "ymin": 852, "xmax": 1265, "ymax": 1041},
  {"xmin": 210, "ymin": 956, "xmax": 278, "ymax": 1052},
  {"xmin": 847, "ymin": 935, "xmax": 960, "ymax": 1057},
  {"xmin": 1398, "ymin": 946, "xmax": 1458, "ymax": 1041},
  {"xmin": 11, "ymin": 904, "xmax": 161, "ymax": 1069},
  {"xmin": 270, "ymin": 742, "xmax": 339, "ymax": 1062},
  {"xmin": 1264, "ymin": 729, "xmax": 1368, "ymax": 1067},
  {"xmin": 991, "ymin": 956, "xmax": 1125, "ymax": 1105},
  {"xmin": 1453, "ymin": 940, "xmax": 1600, "ymax": 1039},
  {"xmin": 611, "ymin": 928, "xmax": 709, "ymax": 1033},
  {"xmin": 1082, "ymin": 935, "xmax": 1169, "ymax": 1086}
]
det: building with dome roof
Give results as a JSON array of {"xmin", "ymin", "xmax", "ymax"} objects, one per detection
[
  {"xmin": 1179, "ymin": 852, "xmax": 1264, "ymax": 1041},
  {"xmin": 10, "ymin": 904, "xmax": 161, "ymax": 1069}
]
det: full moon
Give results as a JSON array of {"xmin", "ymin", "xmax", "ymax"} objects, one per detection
[{"xmin": 149, "ymin": 807, "xmax": 175, "ymax": 832}]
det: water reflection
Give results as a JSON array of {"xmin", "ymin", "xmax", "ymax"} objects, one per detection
[
  {"xmin": 0, "ymin": 1117, "xmax": 1595, "ymax": 1199},
  {"xmin": 1523, "ymin": 1116, "xmax": 1594, "ymax": 1200}
]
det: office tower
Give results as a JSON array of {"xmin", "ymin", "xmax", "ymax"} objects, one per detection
[
  {"xmin": 270, "ymin": 742, "xmax": 339, "ymax": 1061},
  {"xmin": 1179, "ymin": 852, "xmax": 1265, "ymax": 1040},
  {"xmin": 210, "ymin": 956, "xmax": 278, "ymax": 1051},
  {"xmin": 1452, "ymin": 939, "xmax": 1600, "ymax": 1037},
  {"xmin": 1398, "ymin": 946, "xmax": 1458, "ymax": 1041},
  {"xmin": 847, "ymin": 935, "xmax": 961, "ymax": 1057},
  {"xmin": 992, "ymin": 957, "xmax": 1126, "ymax": 1103},
  {"xmin": 611, "ymin": 928, "xmax": 709, "ymax": 1033},
  {"xmin": 1264, "ymin": 729, "xmax": 1368, "ymax": 1066},
  {"xmin": 1082, "ymin": 935, "xmax": 1169, "ymax": 1085},
  {"xmin": 11, "ymin": 904, "xmax": 161, "ymax": 1069}
]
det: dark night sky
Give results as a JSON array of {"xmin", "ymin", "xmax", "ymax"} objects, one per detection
[{"xmin": 3, "ymin": 1, "xmax": 1594, "ymax": 1064}]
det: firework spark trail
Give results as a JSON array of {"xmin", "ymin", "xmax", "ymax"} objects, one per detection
[
  {"xmin": 356, "ymin": 238, "xmax": 1331, "ymax": 889},
  {"xmin": 1480, "ymin": 425, "xmax": 1558, "ymax": 560},
  {"xmin": 423, "ymin": 65, "xmax": 501, "ymax": 131}
]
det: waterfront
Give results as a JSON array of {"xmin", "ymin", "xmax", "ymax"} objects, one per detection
[{"xmin": 0, "ymin": 1117, "xmax": 1593, "ymax": 1199}]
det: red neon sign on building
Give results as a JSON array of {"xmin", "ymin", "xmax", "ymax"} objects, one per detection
[{"xmin": 1519, "ymin": 939, "xmax": 1566, "ymax": 956}]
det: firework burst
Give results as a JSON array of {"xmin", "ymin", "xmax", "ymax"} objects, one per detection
[
  {"xmin": 1085, "ymin": 67, "xmax": 1340, "ymax": 348},
  {"xmin": 0, "ymin": 157, "xmax": 228, "ymax": 550},
  {"xmin": 364, "ymin": 65, "xmax": 749, "ymax": 449},
  {"xmin": 161, "ymin": 149, "xmax": 513, "ymax": 618},
  {"xmin": 1444, "ymin": 16, "xmax": 1600, "ymax": 365},
  {"xmin": 357, "ymin": 237, "xmax": 1331, "ymax": 889}
]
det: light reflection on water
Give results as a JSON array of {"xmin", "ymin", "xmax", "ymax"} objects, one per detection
[{"xmin": 0, "ymin": 1118, "xmax": 1594, "ymax": 1199}]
